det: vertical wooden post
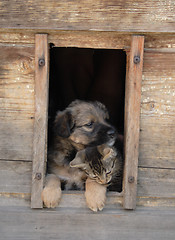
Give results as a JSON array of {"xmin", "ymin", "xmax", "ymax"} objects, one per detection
[
  {"xmin": 31, "ymin": 34, "xmax": 49, "ymax": 208},
  {"xmin": 123, "ymin": 35, "xmax": 144, "ymax": 209}
]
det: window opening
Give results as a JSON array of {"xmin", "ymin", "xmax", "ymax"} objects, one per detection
[
  {"xmin": 48, "ymin": 47, "xmax": 126, "ymax": 193},
  {"xmin": 31, "ymin": 34, "xmax": 144, "ymax": 210}
]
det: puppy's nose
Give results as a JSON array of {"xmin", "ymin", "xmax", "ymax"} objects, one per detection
[{"xmin": 107, "ymin": 129, "xmax": 116, "ymax": 138}]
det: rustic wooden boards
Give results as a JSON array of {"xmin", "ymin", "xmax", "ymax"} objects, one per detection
[
  {"xmin": 31, "ymin": 34, "xmax": 49, "ymax": 208},
  {"xmin": 1, "ymin": 163, "xmax": 174, "ymax": 207},
  {"xmin": 137, "ymin": 50, "xmax": 175, "ymax": 207},
  {"xmin": 1, "ymin": 32, "xmax": 175, "ymax": 51},
  {"xmin": 0, "ymin": 45, "xmax": 34, "ymax": 161},
  {"xmin": 1, "ymin": 205, "xmax": 175, "ymax": 240},
  {"xmin": 140, "ymin": 52, "xmax": 175, "ymax": 169},
  {"xmin": 123, "ymin": 36, "xmax": 144, "ymax": 209},
  {"xmin": 0, "ymin": 0, "xmax": 175, "ymax": 32},
  {"xmin": 138, "ymin": 167, "xmax": 175, "ymax": 198},
  {"xmin": 0, "ymin": 31, "xmax": 175, "ymax": 210},
  {"xmin": 0, "ymin": 160, "xmax": 32, "ymax": 194}
]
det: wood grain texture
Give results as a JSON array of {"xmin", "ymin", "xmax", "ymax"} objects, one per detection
[
  {"xmin": 140, "ymin": 52, "xmax": 175, "ymax": 168},
  {"xmin": 31, "ymin": 34, "xmax": 49, "ymax": 208},
  {"xmin": 0, "ymin": 161, "xmax": 32, "ymax": 194},
  {"xmin": 51, "ymin": 33, "xmax": 175, "ymax": 50},
  {"xmin": 138, "ymin": 167, "xmax": 175, "ymax": 198},
  {"xmin": 0, "ymin": 161, "xmax": 174, "ymax": 208},
  {"xmin": 0, "ymin": 46, "xmax": 34, "ymax": 119},
  {"xmin": 0, "ymin": 45, "xmax": 35, "ymax": 161},
  {"xmin": 0, "ymin": 0, "xmax": 175, "ymax": 32},
  {"xmin": 0, "ymin": 192, "xmax": 175, "ymax": 208},
  {"xmin": 0, "ymin": 120, "xmax": 33, "ymax": 161},
  {"xmin": 0, "ymin": 206, "xmax": 175, "ymax": 240},
  {"xmin": 0, "ymin": 31, "xmax": 175, "ymax": 211},
  {"xmin": 123, "ymin": 36, "xmax": 144, "ymax": 209},
  {"xmin": 0, "ymin": 32, "xmax": 175, "ymax": 50}
]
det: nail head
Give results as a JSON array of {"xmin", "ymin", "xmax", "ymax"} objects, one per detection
[
  {"xmin": 128, "ymin": 176, "xmax": 135, "ymax": 183},
  {"xmin": 35, "ymin": 172, "xmax": 42, "ymax": 180},
  {"xmin": 38, "ymin": 58, "xmax": 45, "ymax": 66},
  {"xmin": 134, "ymin": 56, "xmax": 140, "ymax": 64}
]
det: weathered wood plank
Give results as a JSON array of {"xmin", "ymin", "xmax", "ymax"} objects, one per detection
[
  {"xmin": 1, "ymin": 191, "xmax": 175, "ymax": 209},
  {"xmin": 0, "ymin": 46, "xmax": 34, "ymax": 111},
  {"xmin": 123, "ymin": 36, "xmax": 144, "ymax": 209},
  {"xmin": 138, "ymin": 167, "xmax": 175, "ymax": 198},
  {"xmin": 0, "ymin": 32, "xmax": 175, "ymax": 50},
  {"xmin": 0, "ymin": 45, "xmax": 35, "ymax": 161},
  {"xmin": 0, "ymin": 45, "xmax": 35, "ymax": 120},
  {"xmin": 0, "ymin": 161, "xmax": 32, "ymax": 194},
  {"xmin": 50, "ymin": 32, "xmax": 131, "ymax": 49},
  {"xmin": 0, "ymin": 161, "xmax": 174, "ymax": 207},
  {"xmin": 140, "ymin": 52, "xmax": 175, "ymax": 168},
  {"xmin": 0, "ymin": 32, "xmax": 35, "ymax": 45},
  {"xmin": 0, "ymin": 163, "xmax": 173, "ymax": 199},
  {"xmin": 0, "ymin": 0, "xmax": 175, "ymax": 32},
  {"xmin": 0, "ymin": 120, "xmax": 33, "ymax": 161},
  {"xmin": 0, "ymin": 206, "xmax": 175, "ymax": 240},
  {"xmin": 139, "ymin": 117, "xmax": 175, "ymax": 168},
  {"xmin": 31, "ymin": 34, "xmax": 49, "ymax": 208},
  {"xmin": 0, "ymin": 193, "xmax": 31, "ymax": 207},
  {"xmin": 50, "ymin": 33, "xmax": 175, "ymax": 50},
  {"xmin": 137, "ymin": 197, "xmax": 175, "ymax": 208}
]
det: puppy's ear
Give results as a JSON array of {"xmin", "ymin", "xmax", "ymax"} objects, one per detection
[
  {"xmin": 54, "ymin": 110, "xmax": 74, "ymax": 138},
  {"xmin": 70, "ymin": 150, "xmax": 87, "ymax": 170},
  {"xmin": 95, "ymin": 101, "xmax": 109, "ymax": 119},
  {"xmin": 85, "ymin": 146, "xmax": 102, "ymax": 163}
]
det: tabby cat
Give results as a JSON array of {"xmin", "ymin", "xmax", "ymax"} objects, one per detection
[{"xmin": 70, "ymin": 143, "xmax": 123, "ymax": 192}]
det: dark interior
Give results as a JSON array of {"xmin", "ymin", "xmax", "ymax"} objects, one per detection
[
  {"xmin": 49, "ymin": 46, "xmax": 126, "ymax": 135},
  {"xmin": 48, "ymin": 46, "xmax": 126, "ymax": 191}
]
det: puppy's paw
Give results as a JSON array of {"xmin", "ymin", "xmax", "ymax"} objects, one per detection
[
  {"xmin": 41, "ymin": 186, "xmax": 62, "ymax": 208},
  {"xmin": 85, "ymin": 178, "xmax": 107, "ymax": 212}
]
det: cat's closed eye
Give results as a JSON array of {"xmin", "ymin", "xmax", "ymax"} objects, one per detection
[
  {"xmin": 84, "ymin": 170, "xmax": 89, "ymax": 176},
  {"xmin": 85, "ymin": 121, "xmax": 94, "ymax": 128}
]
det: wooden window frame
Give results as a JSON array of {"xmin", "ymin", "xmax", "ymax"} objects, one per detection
[
  {"xmin": 31, "ymin": 33, "xmax": 144, "ymax": 210},
  {"xmin": 31, "ymin": 34, "xmax": 49, "ymax": 208}
]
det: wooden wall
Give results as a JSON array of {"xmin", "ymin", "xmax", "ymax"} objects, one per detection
[
  {"xmin": 0, "ymin": 34, "xmax": 34, "ymax": 206},
  {"xmin": 0, "ymin": 0, "xmax": 175, "ymax": 32},
  {"xmin": 0, "ymin": 31, "xmax": 175, "ymax": 208},
  {"xmin": 138, "ymin": 49, "xmax": 175, "ymax": 205}
]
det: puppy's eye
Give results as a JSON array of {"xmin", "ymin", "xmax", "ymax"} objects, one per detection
[{"xmin": 85, "ymin": 122, "xmax": 94, "ymax": 128}]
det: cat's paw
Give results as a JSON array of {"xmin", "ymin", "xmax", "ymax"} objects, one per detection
[
  {"xmin": 85, "ymin": 178, "xmax": 107, "ymax": 212},
  {"xmin": 41, "ymin": 186, "xmax": 62, "ymax": 208}
]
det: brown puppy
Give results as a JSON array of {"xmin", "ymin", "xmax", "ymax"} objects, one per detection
[{"xmin": 42, "ymin": 100, "xmax": 117, "ymax": 209}]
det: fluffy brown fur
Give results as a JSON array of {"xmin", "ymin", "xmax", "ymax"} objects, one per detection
[{"xmin": 42, "ymin": 100, "xmax": 117, "ymax": 210}]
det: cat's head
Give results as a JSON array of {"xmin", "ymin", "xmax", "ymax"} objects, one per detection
[{"xmin": 70, "ymin": 144, "xmax": 117, "ymax": 185}]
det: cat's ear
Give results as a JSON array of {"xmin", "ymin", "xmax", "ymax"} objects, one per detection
[
  {"xmin": 97, "ymin": 145, "xmax": 111, "ymax": 157},
  {"xmin": 70, "ymin": 150, "xmax": 87, "ymax": 170},
  {"xmin": 101, "ymin": 147, "xmax": 117, "ymax": 162}
]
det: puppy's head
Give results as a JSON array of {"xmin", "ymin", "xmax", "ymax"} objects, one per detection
[{"xmin": 54, "ymin": 100, "xmax": 117, "ymax": 147}]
